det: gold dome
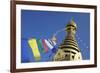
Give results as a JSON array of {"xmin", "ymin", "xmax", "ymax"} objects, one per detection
[{"xmin": 66, "ymin": 19, "xmax": 77, "ymax": 31}]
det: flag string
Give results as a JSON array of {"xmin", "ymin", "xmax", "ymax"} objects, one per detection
[{"xmin": 76, "ymin": 34, "xmax": 89, "ymax": 50}]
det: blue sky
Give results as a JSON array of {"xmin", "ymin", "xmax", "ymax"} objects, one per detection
[{"xmin": 21, "ymin": 9, "xmax": 90, "ymax": 63}]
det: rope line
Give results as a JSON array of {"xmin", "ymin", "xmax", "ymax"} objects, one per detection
[{"xmin": 53, "ymin": 28, "xmax": 66, "ymax": 37}]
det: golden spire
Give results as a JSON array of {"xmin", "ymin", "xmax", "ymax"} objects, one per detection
[{"xmin": 53, "ymin": 18, "xmax": 82, "ymax": 61}]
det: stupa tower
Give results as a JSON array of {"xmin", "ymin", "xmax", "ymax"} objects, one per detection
[{"xmin": 53, "ymin": 19, "xmax": 82, "ymax": 61}]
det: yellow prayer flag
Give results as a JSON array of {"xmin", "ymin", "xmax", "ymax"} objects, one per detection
[{"xmin": 28, "ymin": 38, "xmax": 41, "ymax": 61}]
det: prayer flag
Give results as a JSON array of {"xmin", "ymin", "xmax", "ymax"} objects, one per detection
[
  {"xmin": 46, "ymin": 39, "xmax": 57, "ymax": 53},
  {"xmin": 44, "ymin": 39, "xmax": 54, "ymax": 49},
  {"xmin": 28, "ymin": 38, "xmax": 41, "ymax": 61},
  {"xmin": 42, "ymin": 39, "xmax": 49, "ymax": 52},
  {"xmin": 36, "ymin": 39, "xmax": 45, "ymax": 53}
]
